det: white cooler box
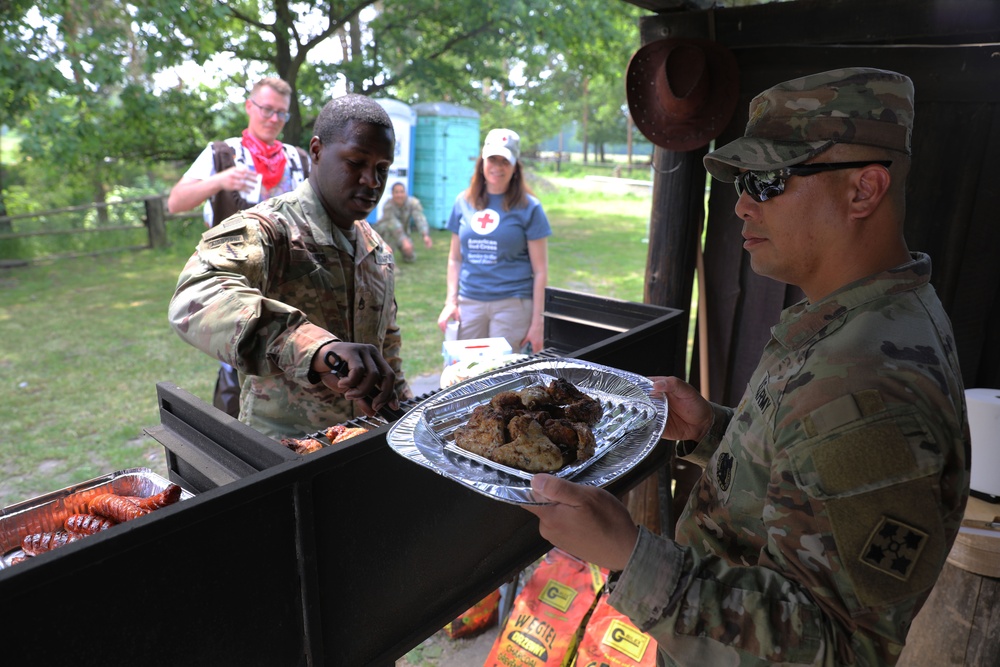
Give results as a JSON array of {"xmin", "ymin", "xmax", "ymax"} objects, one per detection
[
  {"xmin": 966, "ymin": 388, "xmax": 1000, "ymax": 499},
  {"xmin": 442, "ymin": 337, "xmax": 513, "ymax": 367}
]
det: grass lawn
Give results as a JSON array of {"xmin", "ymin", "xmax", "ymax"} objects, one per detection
[{"xmin": 0, "ymin": 177, "xmax": 660, "ymax": 507}]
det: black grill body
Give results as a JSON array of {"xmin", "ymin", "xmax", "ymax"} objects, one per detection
[{"xmin": 0, "ymin": 290, "xmax": 685, "ymax": 666}]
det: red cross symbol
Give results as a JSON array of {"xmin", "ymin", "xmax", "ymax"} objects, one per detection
[{"xmin": 471, "ymin": 209, "xmax": 500, "ymax": 235}]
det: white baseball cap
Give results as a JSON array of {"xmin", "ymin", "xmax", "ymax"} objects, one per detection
[{"xmin": 482, "ymin": 128, "xmax": 520, "ymax": 165}]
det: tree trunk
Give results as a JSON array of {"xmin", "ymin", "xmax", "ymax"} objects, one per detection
[{"xmin": 581, "ymin": 77, "xmax": 590, "ymax": 164}]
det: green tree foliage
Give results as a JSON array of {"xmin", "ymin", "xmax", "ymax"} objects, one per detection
[
  {"xmin": 2, "ymin": 0, "xmax": 232, "ymax": 210},
  {"xmin": 1, "ymin": 0, "xmax": 649, "ymax": 213}
]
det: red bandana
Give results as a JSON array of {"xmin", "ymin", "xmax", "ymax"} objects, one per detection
[{"xmin": 241, "ymin": 129, "xmax": 287, "ymax": 191}]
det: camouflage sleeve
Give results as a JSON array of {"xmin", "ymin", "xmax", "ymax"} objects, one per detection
[
  {"xmin": 610, "ymin": 392, "xmax": 966, "ymax": 666},
  {"xmin": 375, "ymin": 205, "xmax": 409, "ymax": 246},
  {"xmin": 167, "ymin": 214, "xmax": 336, "ymax": 383},
  {"xmin": 410, "ymin": 197, "xmax": 430, "ymax": 237},
  {"xmin": 608, "ymin": 527, "xmax": 836, "ymax": 666},
  {"xmin": 675, "ymin": 402, "xmax": 734, "ymax": 467}
]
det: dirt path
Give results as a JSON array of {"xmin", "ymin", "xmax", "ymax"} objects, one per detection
[{"xmin": 396, "ymin": 625, "xmax": 499, "ymax": 666}]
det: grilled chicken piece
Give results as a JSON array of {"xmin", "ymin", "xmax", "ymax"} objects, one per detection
[
  {"xmin": 454, "ymin": 379, "xmax": 602, "ymax": 473},
  {"xmin": 280, "ymin": 437, "xmax": 325, "ymax": 455},
  {"xmin": 492, "ymin": 415, "xmax": 564, "ymax": 472},
  {"xmin": 563, "ymin": 400, "xmax": 603, "ymax": 426},
  {"xmin": 546, "ymin": 378, "xmax": 603, "ymax": 426},
  {"xmin": 542, "ymin": 418, "xmax": 597, "ymax": 462},
  {"xmin": 490, "ymin": 391, "xmax": 525, "ymax": 411},
  {"xmin": 326, "ymin": 425, "xmax": 369, "ymax": 444},
  {"xmin": 545, "ymin": 378, "xmax": 589, "ymax": 403},
  {"xmin": 518, "ymin": 385, "xmax": 553, "ymax": 409},
  {"xmin": 455, "ymin": 405, "xmax": 506, "ymax": 458}
]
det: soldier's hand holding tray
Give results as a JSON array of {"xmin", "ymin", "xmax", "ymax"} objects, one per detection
[{"xmin": 648, "ymin": 375, "xmax": 713, "ymax": 443}]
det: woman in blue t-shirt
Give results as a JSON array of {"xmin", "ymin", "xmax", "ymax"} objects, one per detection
[{"xmin": 437, "ymin": 129, "xmax": 552, "ymax": 354}]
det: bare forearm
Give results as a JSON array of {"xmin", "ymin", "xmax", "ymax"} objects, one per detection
[
  {"xmin": 167, "ymin": 176, "xmax": 223, "ymax": 214},
  {"xmin": 444, "ymin": 251, "xmax": 461, "ymax": 305},
  {"xmin": 531, "ymin": 267, "xmax": 547, "ymax": 325}
]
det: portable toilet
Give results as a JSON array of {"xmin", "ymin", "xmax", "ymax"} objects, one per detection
[
  {"xmin": 412, "ymin": 102, "xmax": 480, "ymax": 229},
  {"xmin": 370, "ymin": 98, "xmax": 416, "ymax": 224}
]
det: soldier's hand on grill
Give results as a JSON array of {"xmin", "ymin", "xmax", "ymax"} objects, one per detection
[{"xmin": 312, "ymin": 341, "xmax": 399, "ymax": 417}]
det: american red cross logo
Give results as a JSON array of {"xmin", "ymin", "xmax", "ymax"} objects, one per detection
[{"xmin": 471, "ymin": 208, "xmax": 500, "ymax": 235}]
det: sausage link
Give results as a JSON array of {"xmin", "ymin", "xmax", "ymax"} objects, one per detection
[
  {"xmin": 88, "ymin": 493, "xmax": 148, "ymax": 522},
  {"xmin": 123, "ymin": 484, "xmax": 182, "ymax": 511},
  {"xmin": 64, "ymin": 513, "xmax": 117, "ymax": 535},
  {"xmin": 21, "ymin": 531, "xmax": 80, "ymax": 556}
]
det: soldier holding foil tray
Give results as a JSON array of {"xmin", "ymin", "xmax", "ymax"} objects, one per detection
[{"xmin": 525, "ymin": 63, "xmax": 970, "ymax": 667}]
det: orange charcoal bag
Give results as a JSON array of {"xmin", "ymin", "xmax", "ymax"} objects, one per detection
[
  {"xmin": 485, "ymin": 549, "xmax": 605, "ymax": 667},
  {"xmin": 574, "ymin": 594, "xmax": 657, "ymax": 667},
  {"xmin": 444, "ymin": 588, "xmax": 502, "ymax": 639}
]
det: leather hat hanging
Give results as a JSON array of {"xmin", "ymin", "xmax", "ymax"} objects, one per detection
[{"xmin": 626, "ymin": 38, "xmax": 740, "ymax": 152}]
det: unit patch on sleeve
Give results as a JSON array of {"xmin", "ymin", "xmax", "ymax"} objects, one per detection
[
  {"xmin": 716, "ymin": 451, "xmax": 736, "ymax": 493},
  {"xmin": 754, "ymin": 371, "xmax": 772, "ymax": 414},
  {"xmin": 860, "ymin": 516, "xmax": 928, "ymax": 581}
]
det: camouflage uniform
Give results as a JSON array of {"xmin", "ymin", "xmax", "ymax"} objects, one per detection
[
  {"xmin": 607, "ymin": 69, "xmax": 970, "ymax": 665},
  {"xmin": 374, "ymin": 196, "xmax": 430, "ymax": 261},
  {"xmin": 609, "ymin": 254, "xmax": 969, "ymax": 666},
  {"xmin": 168, "ymin": 180, "xmax": 412, "ymax": 438}
]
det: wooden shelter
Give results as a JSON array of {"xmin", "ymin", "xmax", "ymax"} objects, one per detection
[
  {"xmin": 621, "ymin": 2, "xmax": 1000, "ymax": 663},
  {"xmin": 626, "ymin": 0, "xmax": 1000, "ymax": 405}
]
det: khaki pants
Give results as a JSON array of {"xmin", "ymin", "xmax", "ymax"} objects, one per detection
[{"xmin": 457, "ymin": 296, "xmax": 533, "ymax": 354}]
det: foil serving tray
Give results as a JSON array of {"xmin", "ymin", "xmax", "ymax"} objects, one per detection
[
  {"xmin": 0, "ymin": 467, "xmax": 191, "ymax": 569},
  {"xmin": 387, "ymin": 358, "xmax": 668, "ymax": 504},
  {"xmin": 423, "ymin": 372, "xmax": 658, "ymax": 482}
]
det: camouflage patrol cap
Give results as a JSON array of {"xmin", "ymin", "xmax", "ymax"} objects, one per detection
[{"xmin": 704, "ymin": 67, "xmax": 913, "ymax": 182}]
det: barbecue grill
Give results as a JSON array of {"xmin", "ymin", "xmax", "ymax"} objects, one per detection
[{"xmin": 0, "ymin": 289, "xmax": 685, "ymax": 666}]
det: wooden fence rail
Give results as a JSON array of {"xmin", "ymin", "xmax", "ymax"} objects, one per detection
[{"xmin": 0, "ymin": 195, "xmax": 181, "ymax": 266}]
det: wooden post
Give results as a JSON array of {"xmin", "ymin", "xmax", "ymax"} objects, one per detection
[
  {"xmin": 624, "ymin": 11, "xmax": 715, "ymax": 538},
  {"xmin": 896, "ymin": 561, "xmax": 1000, "ymax": 666},
  {"xmin": 898, "ymin": 497, "xmax": 1000, "ymax": 666},
  {"xmin": 145, "ymin": 196, "xmax": 168, "ymax": 249},
  {"xmin": 634, "ymin": 144, "xmax": 708, "ymax": 537}
]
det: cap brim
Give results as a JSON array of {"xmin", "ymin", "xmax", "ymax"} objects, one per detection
[
  {"xmin": 703, "ymin": 137, "xmax": 835, "ymax": 181},
  {"xmin": 483, "ymin": 147, "xmax": 516, "ymax": 165}
]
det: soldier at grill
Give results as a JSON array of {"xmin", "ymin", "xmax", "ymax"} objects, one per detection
[
  {"xmin": 525, "ymin": 68, "xmax": 970, "ymax": 666},
  {"xmin": 168, "ymin": 94, "xmax": 411, "ymax": 438}
]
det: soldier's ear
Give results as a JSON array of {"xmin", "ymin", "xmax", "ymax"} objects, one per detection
[
  {"xmin": 308, "ymin": 137, "xmax": 322, "ymax": 164},
  {"xmin": 850, "ymin": 164, "xmax": 890, "ymax": 219}
]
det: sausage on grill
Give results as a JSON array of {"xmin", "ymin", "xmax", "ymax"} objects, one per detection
[
  {"xmin": 64, "ymin": 513, "xmax": 117, "ymax": 535},
  {"xmin": 88, "ymin": 493, "xmax": 149, "ymax": 522},
  {"xmin": 123, "ymin": 483, "xmax": 182, "ymax": 511},
  {"xmin": 21, "ymin": 531, "xmax": 80, "ymax": 556}
]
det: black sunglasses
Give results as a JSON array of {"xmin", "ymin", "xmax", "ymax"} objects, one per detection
[
  {"xmin": 250, "ymin": 98, "xmax": 291, "ymax": 122},
  {"xmin": 735, "ymin": 161, "xmax": 893, "ymax": 202}
]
